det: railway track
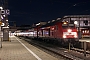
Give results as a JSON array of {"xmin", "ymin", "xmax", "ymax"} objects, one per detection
[
  {"xmin": 19, "ymin": 37, "xmax": 88, "ymax": 60},
  {"xmin": 71, "ymin": 48, "xmax": 90, "ymax": 54}
]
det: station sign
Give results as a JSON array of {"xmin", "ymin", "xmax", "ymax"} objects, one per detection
[{"xmin": 1, "ymin": 9, "xmax": 10, "ymax": 15}]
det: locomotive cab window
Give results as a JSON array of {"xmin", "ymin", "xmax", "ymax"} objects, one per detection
[
  {"xmin": 62, "ymin": 23, "xmax": 74, "ymax": 29},
  {"xmin": 62, "ymin": 24, "xmax": 68, "ymax": 29},
  {"xmin": 68, "ymin": 24, "xmax": 74, "ymax": 28}
]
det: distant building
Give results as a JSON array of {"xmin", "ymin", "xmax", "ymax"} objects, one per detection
[
  {"xmin": 62, "ymin": 15, "xmax": 90, "ymax": 38},
  {"xmin": 62, "ymin": 15, "xmax": 90, "ymax": 28}
]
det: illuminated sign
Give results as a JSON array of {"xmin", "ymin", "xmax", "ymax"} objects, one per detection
[{"xmin": 1, "ymin": 9, "xmax": 10, "ymax": 15}]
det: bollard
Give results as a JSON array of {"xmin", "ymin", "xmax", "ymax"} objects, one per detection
[
  {"xmin": 9, "ymin": 37, "xmax": 11, "ymax": 42},
  {"xmin": 84, "ymin": 42, "xmax": 86, "ymax": 57}
]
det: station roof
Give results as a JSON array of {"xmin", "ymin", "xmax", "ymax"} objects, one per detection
[{"xmin": 63, "ymin": 15, "xmax": 90, "ymax": 18}]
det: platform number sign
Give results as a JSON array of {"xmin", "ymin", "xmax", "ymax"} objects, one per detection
[{"xmin": 1, "ymin": 9, "xmax": 10, "ymax": 15}]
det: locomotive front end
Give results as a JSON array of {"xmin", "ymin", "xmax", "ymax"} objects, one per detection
[
  {"xmin": 63, "ymin": 29, "xmax": 78, "ymax": 39},
  {"xmin": 62, "ymin": 22, "xmax": 78, "ymax": 42}
]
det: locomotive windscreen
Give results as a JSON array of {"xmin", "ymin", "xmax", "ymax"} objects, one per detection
[{"xmin": 62, "ymin": 23, "xmax": 74, "ymax": 29}]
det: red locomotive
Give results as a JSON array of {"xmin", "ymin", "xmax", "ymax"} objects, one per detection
[
  {"xmin": 16, "ymin": 19, "xmax": 79, "ymax": 46},
  {"xmin": 32, "ymin": 20, "xmax": 78, "ymax": 45}
]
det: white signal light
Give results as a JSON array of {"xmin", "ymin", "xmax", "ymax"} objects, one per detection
[
  {"xmin": 74, "ymin": 21, "xmax": 78, "ymax": 25},
  {"xmin": 63, "ymin": 22, "xmax": 67, "ymax": 24},
  {"xmin": 74, "ymin": 32, "xmax": 78, "ymax": 38},
  {"xmin": 68, "ymin": 29, "xmax": 72, "ymax": 33}
]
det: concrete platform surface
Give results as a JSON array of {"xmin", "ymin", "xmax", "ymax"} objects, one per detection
[{"xmin": 0, "ymin": 36, "xmax": 60, "ymax": 60}]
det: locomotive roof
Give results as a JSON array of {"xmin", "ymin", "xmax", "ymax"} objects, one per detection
[
  {"xmin": 40, "ymin": 17, "xmax": 75, "ymax": 28},
  {"xmin": 40, "ymin": 19, "xmax": 63, "ymax": 28}
]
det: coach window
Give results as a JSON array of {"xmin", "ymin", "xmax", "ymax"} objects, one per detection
[
  {"xmin": 87, "ymin": 30, "xmax": 89, "ymax": 33},
  {"xmin": 82, "ymin": 30, "xmax": 84, "ymax": 33},
  {"xmin": 62, "ymin": 24, "xmax": 67, "ymax": 29},
  {"xmin": 85, "ymin": 30, "xmax": 88, "ymax": 33}
]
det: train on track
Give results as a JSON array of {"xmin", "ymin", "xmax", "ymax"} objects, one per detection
[{"xmin": 16, "ymin": 19, "xmax": 79, "ymax": 46}]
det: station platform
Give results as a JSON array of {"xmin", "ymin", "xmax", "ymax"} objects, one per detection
[{"xmin": 0, "ymin": 36, "xmax": 59, "ymax": 60}]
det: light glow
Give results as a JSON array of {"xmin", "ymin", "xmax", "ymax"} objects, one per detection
[
  {"xmin": 0, "ymin": 7, "xmax": 3, "ymax": 9},
  {"xmin": 6, "ymin": 20, "xmax": 8, "ymax": 21},
  {"xmin": 1, "ymin": 23, "xmax": 5, "ymax": 26},
  {"xmin": 63, "ymin": 22, "xmax": 67, "ymax": 24},
  {"xmin": 3, "ymin": 15, "xmax": 5, "ymax": 17},
  {"xmin": 74, "ymin": 21, "xmax": 78, "ymax": 24},
  {"xmin": 1, "ymin": 15, "xmax": 3, "ymax": 19},
  {"xmin": 67, "ymin": 29, "xmax": 72, "ymax": 33},
  {"xmin": 63, "ymin": 35, "xmax": 66, "ymax": 38},
  {"xmin": 74, "ymin": 35, "xmax": 78, "ymax": 38}
]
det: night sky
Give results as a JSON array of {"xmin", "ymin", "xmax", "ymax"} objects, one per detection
[{"xmin": 8, "ymin": 0, "xmax": 90, "ymax": 26}]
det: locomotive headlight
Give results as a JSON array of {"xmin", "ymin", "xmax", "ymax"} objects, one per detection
[
  {"xmin": 74, "ymin": 32, "xmax": 78, "ymax": 38},
  {"xmin": 63, "ymin": 35, "xmax": 66, "ymax": 38},
  {"xmin": 74, "ymin": 35, "xmax": 77, "ymax": 38},
  {"xmin": 67, "ymin": 29, "xmax": 72, "ymax": 33}
]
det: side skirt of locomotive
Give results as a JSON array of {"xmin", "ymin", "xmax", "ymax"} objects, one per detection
[{"xmin": 33, "ymin": 37, "xmax": 79, "ymax": 47}]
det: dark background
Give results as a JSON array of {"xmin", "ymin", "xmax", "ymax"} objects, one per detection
[{"xmin": 8, "ymin": 0, "xmax": 90, "ymax": 26}]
